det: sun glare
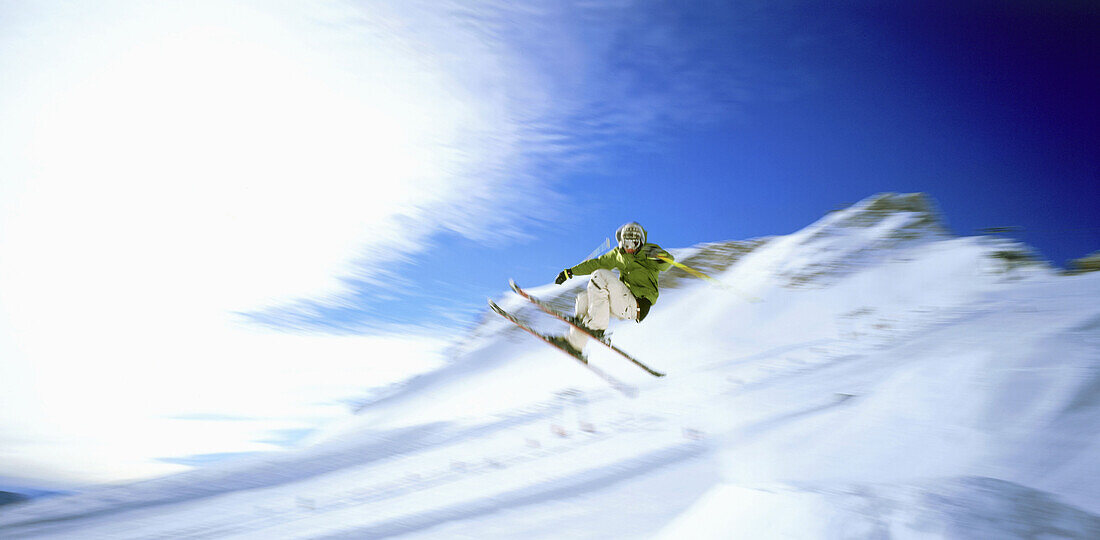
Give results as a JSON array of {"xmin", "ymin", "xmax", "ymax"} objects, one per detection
[
  {"xmin": 20, "ymin": 17, "xmax": 448, "ymax": 313},
  {"xmin": 0, "ymin": 1, "xmax": 465, "ymax": 483}
]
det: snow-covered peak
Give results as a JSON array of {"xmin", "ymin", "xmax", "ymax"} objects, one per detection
[
  {"xmin": 809, "ymin": 192, "xmax": 947, "ymax": 236},
  {"xmin": 741, "ymin": 192, "xmax": 952, "ymax": 288}
]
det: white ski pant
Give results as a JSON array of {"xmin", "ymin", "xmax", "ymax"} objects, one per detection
[{"xmin": 566, "ymin": 269, "xmax": 638, "ymax": 351}]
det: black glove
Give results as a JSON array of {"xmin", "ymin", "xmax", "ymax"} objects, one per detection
[
  {"xmin": 555, "ymin": 269, "xmax": 573, "ymax": 285},
  {"xmin": 643, "ymin": 245, "xmax": 668, "ymax": 260}
]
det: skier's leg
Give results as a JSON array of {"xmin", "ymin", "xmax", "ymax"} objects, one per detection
[
  {"xmin": 574, "ymin": 289, "xmax": 590, "ymax": 325},
  {"xmin": 565, "ymin": 270, "xmax": 637, "ymax": 352},
  {"xmin": 590, "ymin": 269, "xmax": 638, "ymax": 322},
  {"xmin": 565, "ymin": 291, "xmax": 591, "ymax": 351},
  {"xmin": 584, "ymin": 270, "xmax": 615, "ymax": 331}
]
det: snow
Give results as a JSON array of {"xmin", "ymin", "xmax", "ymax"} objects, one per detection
[
  {"xmin": 657, "ymin": 478, "xmax": 1100, "ymax": 539},
  {"xmin": 2, "ymin": 193, "xmax": 1099, "ymax": 539}
]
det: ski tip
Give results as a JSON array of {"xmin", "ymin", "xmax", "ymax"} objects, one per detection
[{"xmin": 509, "ymin": 279, "xmax": 521, "ymax": 292}]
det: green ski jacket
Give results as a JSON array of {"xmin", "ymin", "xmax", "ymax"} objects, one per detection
[{"xmin": 569, "ymin": 244, "xmax": 674, "ymax": 306}]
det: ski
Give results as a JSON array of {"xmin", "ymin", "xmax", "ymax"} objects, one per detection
[
  {"xmin": 509, "ymin": 280, "xmax": 666, "ymax": 378},
  {"xmin": 488, "ymin": 300, "xmax": 638, "ymax": 398}
]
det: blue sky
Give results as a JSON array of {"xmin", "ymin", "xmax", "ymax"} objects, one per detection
[
  {"xmin": 0, "ymin": 0, "xmax": 1096, "ymax": 485},
  {"xmin": 246, "ymin": 0, "xmax": 1100, "ymax": 333}
]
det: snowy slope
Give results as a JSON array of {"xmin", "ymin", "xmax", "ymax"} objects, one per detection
[{"xmin": 2, "ymin": 193, "xmax": 1099, "ymax": 539}]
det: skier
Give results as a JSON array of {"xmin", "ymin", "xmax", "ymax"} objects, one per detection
[{"xmin": 549, "ymin": 222, "xmax": 674, "ymax": 356}]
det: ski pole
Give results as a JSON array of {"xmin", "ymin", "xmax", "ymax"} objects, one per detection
[
  {"xmin": 581, "ymin": 237, "xmax": 610, "ymax": 263},
  {"xmin": 656, "ymin": 255, "xmax": 761, "ymax": 302}
]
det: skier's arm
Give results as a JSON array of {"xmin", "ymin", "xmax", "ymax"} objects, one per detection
[
  {"xmin": 569, "ymin": 250, "xmax": 617, "ymax": 276},
  {"xmin": 556, "ymin": 251, "xmax": 617, "ymax": 284}
]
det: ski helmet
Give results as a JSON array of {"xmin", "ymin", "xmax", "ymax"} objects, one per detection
[{"xmin": 616, "ymin": 222, "xmax": 646, "ymax": 253}]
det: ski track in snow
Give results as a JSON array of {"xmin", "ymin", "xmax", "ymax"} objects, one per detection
[{"xmin": 3, "ymin": 194, "xmax": 1100, "ymax": 539}]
